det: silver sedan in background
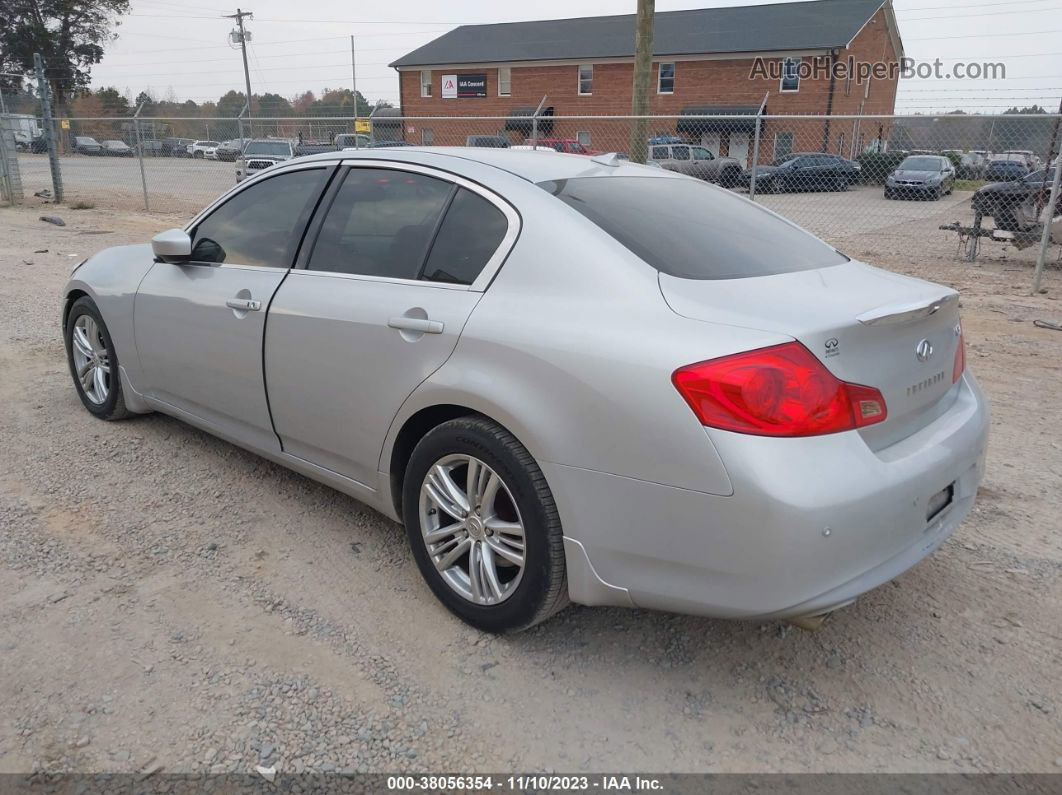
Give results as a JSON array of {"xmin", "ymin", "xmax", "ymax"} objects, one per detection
[{"xmin": 62, "ymin": 148, "xmax": 989, "ymax": 633}]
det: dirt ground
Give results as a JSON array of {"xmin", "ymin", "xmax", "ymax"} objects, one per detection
[{"xmin": 0, "ymin": 198, "xmax": 1060, "ymax": 777}]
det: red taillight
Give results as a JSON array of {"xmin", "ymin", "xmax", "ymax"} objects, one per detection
[
  {"xmin": 672, "ymin": 342, "xmax": 887, "ymax": 437},
  {"xmin": 952, "ymin": 326, "xmax": 966, "ymax": 383}
]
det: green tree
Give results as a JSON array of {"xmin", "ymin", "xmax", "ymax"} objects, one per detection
[
  {"xmin": 257, "ymin": 92, "xmax": 292, "ymax": 117},
  {"xmin": 0, "ymin": 0, "xmax": 132, "ymax": 112},
  {"xmin": 216, "ymin": 89, "xmax": 246, "ymax": 118},
  {"xmin": 95, "ymin": 85, "xmax": 128, "ymax": 115}
]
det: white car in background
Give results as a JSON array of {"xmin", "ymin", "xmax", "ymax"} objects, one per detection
[{"xmin": 188, "ymin": 140, "xmax": 221, "ymax": 159}]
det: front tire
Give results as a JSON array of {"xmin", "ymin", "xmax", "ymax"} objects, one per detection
[
  {"xmin": 402, "ymin": 416, "xmax": 568, "ymax": 633},
  {"xmin": 65, "ymin": 297, "xmax": 132, "ymax": 421}
]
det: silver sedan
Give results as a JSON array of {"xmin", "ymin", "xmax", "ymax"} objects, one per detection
[{"xmin": 62, "ymin": 148, "xmax": 989, "ymax": 633}]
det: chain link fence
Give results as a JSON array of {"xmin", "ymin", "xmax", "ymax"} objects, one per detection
[{"xmin": 9, "ymin": 112, "xmax": 1062, "ymax": 270}]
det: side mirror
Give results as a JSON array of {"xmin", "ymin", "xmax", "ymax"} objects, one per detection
[{"xmin": 152, "ymin": 228, "xmax": 192, "ymax": 263}]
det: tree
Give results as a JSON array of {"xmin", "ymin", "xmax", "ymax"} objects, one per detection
[
  {"xmin": 257, "ymin": 92, "xmax": 293, "ymax": 117},
  {"xmin": 0, "ymin": 0, "xmax": 132, "ymax": 112},
  {"xmin": 216, "ymin": 89, "xmax": 246, "ymax": 118},
  {"xmin": 95, "ymin": 85, "xmax": 128, "ymax": 115}
]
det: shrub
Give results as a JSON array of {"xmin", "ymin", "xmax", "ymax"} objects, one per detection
[{"xmin": 856, "ymin": 151, "xmax": 909, "ymax": 184}]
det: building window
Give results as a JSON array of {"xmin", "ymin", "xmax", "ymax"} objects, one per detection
[
  {"xmin": 658, "ymin": 62, "xmax": 675, "ymax": 94},
  {"xmin": 780, "ymin": 57, "xmax": 800, "ymax": 92},
  {"xmin": 774, "ymin": 131, "xmax": 794, "ymax": 160},
  {"xmin": 498, "ymin": 66, "xmax": 511, "ymax": 97},
  {"xmin": 420, "ymin": 70, "xmax": 432, "ymax": 98},
  {"xmin": 576, "ymin": 131, "xmax": 591, "ymax": 147},
  {"xmin": 422, "ymin": 128, "xmax": 434, "ymax": 146},
  {"xmin": 578, "ymin": 64, "xmax": 593, "ymax": 96}
]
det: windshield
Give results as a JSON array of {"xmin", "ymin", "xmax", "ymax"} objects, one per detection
[
  {"xmin": 899, "ymin": 157, "xmax": 942, "ymax": 170},
  {"xmin": 538, "ymin": 176, "xmax": 847, "ymax": 280},
  {"xmin": 243, "ymin": 141, "xmax": 291, "ymax": 156}
]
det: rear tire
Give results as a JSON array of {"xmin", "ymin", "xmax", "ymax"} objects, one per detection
[
  {"xmin": 64, "ymin": 297, "xmax": 133, "ymax": 421},
  {"xmin": 402, "ymin": 416, "xmax": 568, "ymax": 633}
]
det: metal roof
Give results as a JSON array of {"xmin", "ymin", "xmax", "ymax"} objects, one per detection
[{"xmin": 391, "ymin": 0, "xmax": 888, "ymax": 68}]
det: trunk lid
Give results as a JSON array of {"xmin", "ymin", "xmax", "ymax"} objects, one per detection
[{"xmin": 659, "ymin": 261, "xmax": 962, "ymax": 448}]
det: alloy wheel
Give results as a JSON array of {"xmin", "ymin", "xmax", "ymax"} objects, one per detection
[
  {"xmin": 71, "ymin": 314, "xmax": 111, "ymax": 405},
  {"xmin": 418, "ymin": 454, "xmax": 526, "ymax": 605}
]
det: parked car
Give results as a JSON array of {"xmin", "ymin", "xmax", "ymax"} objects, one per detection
[
  {"xmin": 466, "ymin": 135, "xmax": 510, "ymax": 148},
  {"xmin": 294, "ymin": 142, "xmax": 336, "ymax": 157},
  {"xmin": 884, "ymin": 155, "xmax": 956, "ymax": 200},
  {"xmin": 998, "ymin": 150, "xmax": 1042, "ymax": 171},
  {"xmin": 14, "ymin": 131, "xmax": 47, "ymax": 153},
  {"xmin": 73, "ymin": 136, "xmax": 103, "ymax": 155},
  {"xmin": 524, "ymin": 138, "xmax": 599, "ymax": 155},
  {"xmin": 745, "ymin": 153, "xmax": 860, "ymax": 193},
  {"xmin": 62, "ymin": 147, "xmax": 987, "ymax": 633},
  {"xmin": 162, "ymin": 138, "xmax": 195, "ymax": 157},
  {"xmin": 234, "ymin": 139, "xmax": 294, "ymax": 183},
  {"xmin": 648, "ymin": 143, "xmax": 745, "ymax": 188},
  {"xmin": 510, "ymin": 145, "xmax": 557, "ymax": 152},
  {"xmin": 368, "ymin": 140, "xmax": 413, "ymax": 148},
  {"xmin": 101, "ymin": 140, "xmax": 134, "ymax": 157},
  {"xmin": 136, "ymin": 140, "xmax": 164, "ymax": 157},
  {"xmin": 334, "ymin": 133, "xmax": 373, "ymax": 150},
  {"xmin": 959, "ymin": 150, "xmax": 991, "ymax": 180},
  {"xmin": 972, "ymin": 166, "xmax": 1061, "ymax": 235},
  {"xmin": 984, "ymin": 157, "xmax": 1030, "ymax": 183},
  {"xmin": 188, "ymin": 140, "xmax": 221, "ymax": 159},
  {"xmin": 214, "ymin": 139, "xmax": 250, "ymax": 162}
]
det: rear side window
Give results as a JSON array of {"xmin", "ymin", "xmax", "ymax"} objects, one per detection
[
  {"xmin": 538, "ymin": 176, "xmax": 847, "ymax": 280},
  {"xmin": 307, "ymin": 168, "xmax": 454, "ymax": 279},
  {"xmin": 421, "ymin": 188, "xmax": 508, "ymax": 285}
]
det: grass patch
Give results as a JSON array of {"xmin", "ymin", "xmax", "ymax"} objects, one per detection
[
  {"xmin": 953, "ymin": 180, "xmax": 985, "ymax": 192},
  {"xmin": 69, "ymin": 200, "xmax": 96, "ymax": 210}
]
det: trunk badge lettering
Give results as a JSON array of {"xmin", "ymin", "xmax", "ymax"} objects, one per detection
[
  {"xmin": 916, "ymin": 339, "xmax": 934, "ymax": 362},
  {"xmin": 824, "ymin": 338, "xmax": 840, "ymax": 358}
]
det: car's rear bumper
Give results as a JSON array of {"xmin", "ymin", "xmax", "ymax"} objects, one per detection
[{"xmin": 549, "ymin": 373, "xmax": 989, "ymax": 620}]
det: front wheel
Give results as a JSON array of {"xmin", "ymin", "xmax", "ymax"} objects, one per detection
[
  {"xmin": 402, "ymin": 417, "xmax": 568, "ymax": 633},
  {"xmin": 65, "ymin": 297, "xmax": 133, "ymax": 421}
]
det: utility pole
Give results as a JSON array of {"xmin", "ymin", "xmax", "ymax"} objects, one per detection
[
  {"xmin": 225, "ymin": 9, "xmax": 254, "ymax": 136},
  {"xmin": 629, "ymin": 0, "xmax": 655, "ymax": 164},
  {"xmin": 351, "ymin": 35, "xmax": 360, "ymax": 148},
  {"xmin": 33, "ymin": 53, "xmax": 63, "ymax": 202}
]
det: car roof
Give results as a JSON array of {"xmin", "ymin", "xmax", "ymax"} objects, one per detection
[{"xmin": 289, "ymin": 146, "xmax": 686, "ymax": 184}]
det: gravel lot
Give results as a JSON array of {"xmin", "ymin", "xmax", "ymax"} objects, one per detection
[{"xmin": 0, "ymin": 197, "xmax": 1060, "ymax": 777}]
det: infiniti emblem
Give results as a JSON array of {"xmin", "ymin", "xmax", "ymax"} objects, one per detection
[{"xmin": 916, "ymin": 339, "xmax": 934, "ymax": 363}]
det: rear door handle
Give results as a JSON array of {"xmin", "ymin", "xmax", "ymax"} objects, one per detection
[
  {"xmin": 226, "ymin": 298, "xmax": 261, "ymax": 311},
  {"xmin": 388, "ymin": 316, "xmax": 444, "ymax": 334}
]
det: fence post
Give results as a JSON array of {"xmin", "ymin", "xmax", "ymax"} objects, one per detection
[
  {"xmin": 748, "ymin": 96, "xmax": 767, "ymax": 201},
  {"xmin": 1032, "ymin": 154, "xmax": 1061, "ymax": 294},
  {"xmin": 33, "ymin": 52, "xmax": 63, "ymax": 203},
  {"xmin": 0, "ymin": 117, "xmax": 23, "ymax": 204},
  {"xmin": 133, "ymin": 103, "xmax": 150, "ymax": 212}
]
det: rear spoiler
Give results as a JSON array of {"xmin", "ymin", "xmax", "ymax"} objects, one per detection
[{"xmin": 856, "ymin": 292, "xmax": 959, "ymax": 327}]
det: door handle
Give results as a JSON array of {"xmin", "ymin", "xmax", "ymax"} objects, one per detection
[
  {"xmin": 226, "ymin": 298, "xmax": 261, "ymax": 311},
  {"xmin": 388, "ymin": 316, "xmax": 444, "ymax": 334}
]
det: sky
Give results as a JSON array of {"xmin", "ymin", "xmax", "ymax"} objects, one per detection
[{"xmin": 86, "ymin": 0, "xmax": 1062, "ymax": 114}]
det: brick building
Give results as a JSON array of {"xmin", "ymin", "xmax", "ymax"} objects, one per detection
[{"xmin": 390, "ymin": 0, "xmax": 902, "ymax": 164}]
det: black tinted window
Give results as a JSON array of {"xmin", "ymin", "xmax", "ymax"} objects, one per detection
[
  {"xmin": 538, "ymin": 176, "xmax": 847, "ymax": 280},
  {"xmin": 421, "ymin": 189, "xmax": 508, "ymax": 285},
  {"xmin": 307, "ymin": 168, "xmax": 453, "ymax": 278},
  {"xmin": 191, "ymin": 169, "xmax": 324, "ymax": 267}
]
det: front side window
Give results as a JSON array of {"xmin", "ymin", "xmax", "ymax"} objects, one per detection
[
  {"xmin": 538, "ymin": 176, "xmax": 847, "ymax": 280},
  {"xmin": 691, "ymin": 146, "xmax": 713, "ymax": 161},
  {"xmin": 578, "ymin": 64, "xmax": 593, "ymax": 95},
  {"xmin": 420, "ymin": 70, "xmax": 432, "ymax": 97},
  {"xmin": 576, "ymin": 131, "xmax": 591, "ymax": 148},
  {"xmin": 190, "ymin": 169, "xmax": 325, "ymax": 268},
  {"xmin": 658, "ymin": 62, "xmax": 675, "ymax": 94},
  {"xmin": 308, "ymin": 168, "xmax": 453, "ymax": 279},
  {"xmin": 498, "ymin": 66, "xmax": 511, "ymax": 97},
  {"xmin": 780, "ymin": 57, "xmax": 801, "ymax": 92}
]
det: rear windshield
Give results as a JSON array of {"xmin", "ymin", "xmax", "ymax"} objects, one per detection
[
  {"xmin": 537, "ymin": 176, "xmax": 847, "ymax": 280},
  {"xmin": 244, "ymin": 141, "xmax": 291, "ymax": 156}
]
